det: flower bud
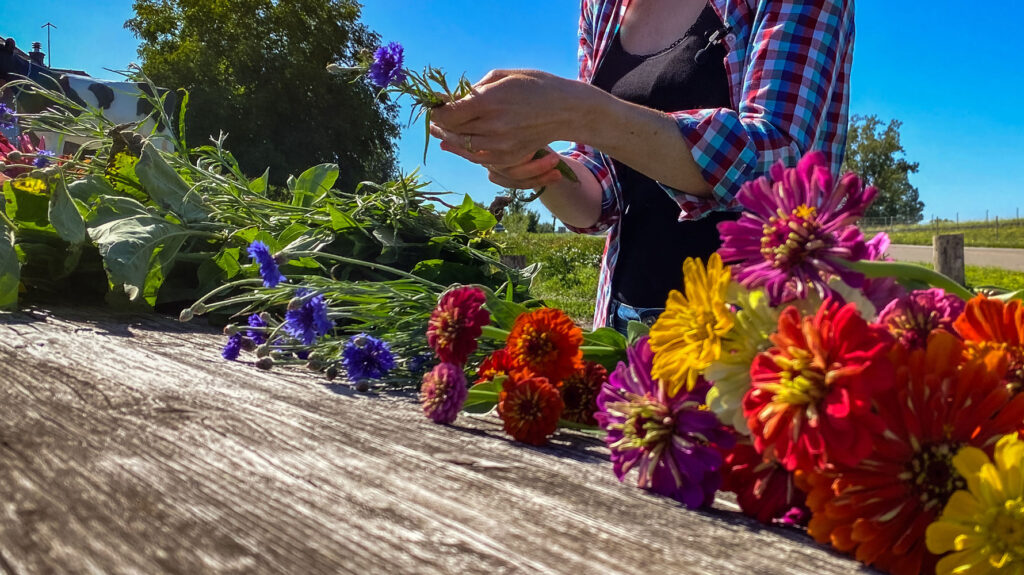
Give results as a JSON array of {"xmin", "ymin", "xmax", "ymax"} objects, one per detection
[
  {"xmin": 240, "ymin": 338, "xmax": 257, "ymax": 352},
  {"xmin": 178, "ymin": 308, "xmax": 194, "ymax": 322},
  {"xmin": 325, "ymin": 365, "xmax": 339, "ymax": 380},
  {"xmin": 7, "ymin": 151, "xmax": 22, "ymax": 163},
  {"xmin": 191, "ymin": 302, "xmax": 208, "ymax": 315},
  {"xmin": 305, "ymin": 359, "xmax": 323, "ymax": 372},
  {"xmin": 256, "ymin": 357, "xmax": 274, "ymax": 371},
  {"xmin": 274, "ymin": 252, "xmax": 290, "ymax": 266},
  {"xmin": 356, "ymin": 381, "xmax": 370, "ymax": 393},
  {"xmin": 352, "ymin": 334, "xmax": 368, "ymax": 348},
  {"xmin": 223, "ymin": 324, "xmax": 240, "ymax": 336},
  {"xmin": 255, "ymin": 344, "xmax": 271, "ymax": 358},
  {"xmin": 287, "ymin": 297, "xmax": 304, "ymax": 311}
]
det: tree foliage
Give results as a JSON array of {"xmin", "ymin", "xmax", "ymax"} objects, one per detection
[
  {"xmin": 842, "ymin": 115, "xmax": 924, "ymax": 223},
  {"xmin": 125, "ymin": 0, "xmax": 399, "ymax": 191},
  {"xmin": 499, "ymin": 190, "xmax": 541, "ymax": 234}
]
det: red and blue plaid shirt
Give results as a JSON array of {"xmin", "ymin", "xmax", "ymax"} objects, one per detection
[{"xmin": 561, "ymin": 0, "xmax": 855, "ymax": 327}]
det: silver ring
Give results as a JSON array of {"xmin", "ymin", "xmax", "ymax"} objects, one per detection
[{"xmin": 464, "ymin": 134, "xmax": 473, "ymax": 153}]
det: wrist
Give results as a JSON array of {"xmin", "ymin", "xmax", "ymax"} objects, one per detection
[{"xmin": 558, "ymin": 80, "xmax": 610, "ymax": 145}]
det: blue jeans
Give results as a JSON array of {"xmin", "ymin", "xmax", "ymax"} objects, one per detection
[{"xmin": 607, "ymin": 299, "xmax": 664, "ymax": 336}]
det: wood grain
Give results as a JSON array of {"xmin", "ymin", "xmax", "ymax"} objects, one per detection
[{"xmin": 0, "ymin": 307, "xmax": 878, "ymax": 574}]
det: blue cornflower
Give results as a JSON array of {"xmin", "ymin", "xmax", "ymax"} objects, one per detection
[
  {"xmin": 33, "ymin": 150, "xmax": 56, "ymax": 168},
  {"xmin": 0, "ymin": 102, "xmax": 14, "ymax": 130},
  {"xmin": 407, "ymin": 353, "xmax": 433, "ymax": 374},
  {"xmin": 368, "ymin": 42, "xmax": 406, "ymax": 89},
  {"xmin": 283, "ymin": 290, "xmax": 333, "ymax": 346},
  {"xmin": 342, "ymin": 333, "xmax": 396, "ymax": 381},
  {"xmin": 246, "ymin": 313, "xmax": 268, "ymax": 345},
  {"xmin": 247, "ymin": 240, "xmax": 286, "ymax": 287},
  {"xmin": 222, "ymin": 334, "xmax": 244, "ymax": 361}
]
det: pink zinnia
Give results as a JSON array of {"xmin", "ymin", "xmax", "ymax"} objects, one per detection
[
  {"xmin": 878, "ymin": 288, "xmax": 965, "ymax": 350},
  {"xmin": 420, "ymin": 363, "xmax": 468, "ymax": 424},
  {"xmin": 426, "ymin": 286, "xmax": 489, "ymax": 365},
  {"xmin": 717, "ymin": 151, "xmax": 877, "ymax": 305}
]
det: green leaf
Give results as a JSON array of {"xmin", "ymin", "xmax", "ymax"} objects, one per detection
[
  {"xmin": 0, "ymin": 227, "xmax": 20, "ymax": 309},
  {"xmin": 626, "ymin": 321, "xmax": 649, "ymax": 347},
  {"xmin": 48, "ymin": 179, "xmax": 87, "ymax": 244},
  {"xmin": 135, "ymin": 142, "xmax": 209, "ymax": 223},
  {"xmin": 463, "ymin": 379, "xmax": 501, "ymax": 414},
  {"xmin": 328, "ymin": 205, "xmax": 359, "ymax": 231},
  {"xmin": 248, "ymin": 168, "xmax": 270, "ymax": 196},
  {"xmin": 581, "ymin": 327, "xmax": 628, "ymax": 371},
  {"xmin": 291, "ymin": 164, "xmax": 339, "ymax": 207},
  {"xmin": 4, "ymin": 179, "xmax": 51, "ymax": 229},
  {"xmin": 583, "ymin": 327, "xmax": 628, "ymax": 350},
  {"xmin": 480, "ymin": 324, "xmax": 510, "ymax": 342},
  {"xmin": 445, "ymin": 194, "xmax": 497, "ymax": 235},
  {"xmin": 483, "ymin": 286, "xmax": 528, "ymax": 330},
  {"xmin": 67, "ymin": 175, "xmax": 117, "ymax": 203},
  {"xmin": 87, "ymin": 196, "xmax": 186, "ymax": 304}
]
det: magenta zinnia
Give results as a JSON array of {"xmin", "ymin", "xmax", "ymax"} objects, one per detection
[
  {"xmin": 879, "ymin": 288, "xmax": 965, "ymax": 350},
  {"xmin": 420, "ymin": 363, "xmax": 469, "ymax": 424},
  {"xmin": 717, "ymin": 151, "xmax": 877, "ymax": 305},
  {"xmin": 596, "ymin": 337, "xmax": 735, "ymax": 509},
  {"xmin": 426, "ymin": 286, "xmax": 489, "ymax": 366}
]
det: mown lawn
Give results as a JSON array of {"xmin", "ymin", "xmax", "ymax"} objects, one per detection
[
  {"xmin": 864, "ymin": 219, "xmax": 1024, "ymax": 249},
  {"xmin": 498, "ymin": 232, "xmax": 1024, "ymax": 324}
]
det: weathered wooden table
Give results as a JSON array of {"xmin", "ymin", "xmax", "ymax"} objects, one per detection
[{"xmin": 0, "ymin": 308, "xmax": 877, "ymax": 574}]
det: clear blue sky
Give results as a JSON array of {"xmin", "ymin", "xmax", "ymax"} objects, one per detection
[{"xmin": 3, "ymin": 0, "xmax": 1022, "ymax": 223}]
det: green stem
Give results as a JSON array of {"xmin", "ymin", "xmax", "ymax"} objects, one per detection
[
  {"xmin": 287, "ymin": 251, "xmax": 443, "ymax": 289},
  {"xmin": 190, "ymin": 278, "xmax": 265, "ymax": 311},
  {"xmin": 835, "ymin": 258, "xmax": 975, "ymax": 301}
]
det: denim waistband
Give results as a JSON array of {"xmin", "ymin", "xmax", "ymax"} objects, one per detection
[{"xmin": 608, "ymin": 299, "xmax": 664, "ymax": 335}]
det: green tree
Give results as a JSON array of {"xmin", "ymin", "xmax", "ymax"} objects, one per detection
[
  {"xmin": 842, "ymin": 115, "xmax": 924, "ymax": 223},
  {"xmin": 499, "ymin": 192, "xmax": 540, "ymax": 234},
  {"xmin": 125, "ymin": 0, "xmax": 399, "ymax": 191}
]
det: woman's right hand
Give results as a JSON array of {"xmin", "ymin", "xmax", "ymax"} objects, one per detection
[{"xmin": 438, "ymin": 141, "xmax": 564, "ymax": 190}]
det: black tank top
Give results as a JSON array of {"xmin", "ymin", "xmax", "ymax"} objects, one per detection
[{"xmin": 591, "ymin": 3, "xmax": 737, "ymax": 308}]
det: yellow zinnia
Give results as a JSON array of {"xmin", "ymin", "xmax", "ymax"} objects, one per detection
[
  {"xmin": 926, "ymin": 433, "xmax": 1024, "ymax": 575},
  {"xmin": 649, "ymin": 253, "xmax": 732, "ymax": 397}
]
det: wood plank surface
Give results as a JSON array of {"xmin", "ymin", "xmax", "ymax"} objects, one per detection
[{"xmin": 0, "ymin": 307, "xmax": 877, "ymax": 574}]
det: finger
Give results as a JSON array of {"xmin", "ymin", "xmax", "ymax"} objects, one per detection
[
  {"xmin": 429, "ymin": 95, "xmax": 480, "ymax": 129},
  {"xmin": 487, "ymin": 168, "xmax": 562, "ymax": 190},
  {"xmin": 439, "ymin": 139, "xmax": 488, "ymax": 164},
  {"xmin": 475, "ymin": 69, "xmax": 514, "ymax": 88},
  {"xmin": 496, "ymin": 154, "xmax": 562, "ymax": 180}
]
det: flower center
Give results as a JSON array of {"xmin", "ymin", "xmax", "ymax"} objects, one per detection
[
  {"xmin": 906, "ymin": 442, "xmax": 965, "ymax": 510},
  {"xmin": 989, "ymin": 498, "xmax": 1024, "ymax": 558},
  {"xmin": 773, "ymin": 349, "xmax": 827, "ymax": 406},
  {"xmin": 610, "ymin": 395, "xmax": 674, "ymax": 453},
  {"xmin": 512, "ymin": 390, "xmax": 544, "ymax": 422},
  {"xmin": 434, "ymin": 311, "xmax": 461, "ymax": 347},
  {"xmin": 760, "ymin": 204, "xmax": 825, "ymax": 269},
  {"xmin": 517, "ymin": 325, "xmax": 557, "ymax": 365}
]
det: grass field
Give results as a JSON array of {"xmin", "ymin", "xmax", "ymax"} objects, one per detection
[
  {"xmin": 864, "ymin": 218, "xmax": 1024, "ymax": 248},
  {"xmin": 498, "ymin": 232, "xmax": 1024, "ymax": 323}
]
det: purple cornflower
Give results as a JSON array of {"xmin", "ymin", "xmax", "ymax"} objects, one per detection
[
  {"xmin": 595, "ymin": 336, "xmax": 735, "ymax": 509},
  {"xmin": 283, "ymin": 290, "xmax": 333, "ymax": 346},
  {"xmin": 860, "ymin": 232, "xmax": 907, "ymax": 311},
  {"xmin": 33, "ymin": 149, "xmax": 56, "ymax": 168},
  {"xmin": 246, "ymin": 313, "xmax": 268, "ymax": 345},
  {"xmin": 341, "ymin": 333, "xmax": 396, "ymax": 380},
  {"xmin": 717, "ymin": 151, "xmax": 877, "ymax": 305},
  {"xmin": 367, "ymin": 42, "xmax": 406, "ymax": 89},
  {"xmin": 878, "ymin": 288, "xmax": 965, "ymax": 350},
  {"xmin": 0, "ymin": 103, "xmax": 14, "ymax": 130},
  {"xmin": 420, "ymin": 363, "xmax": 468, "ymax": 424},
  {"xmin": 222, "ymin": 334, "xmax": 244, "ymax": 361},
  {"xmin": 247, "ymin": 241, "xmax": 286, "ymax": 287}
]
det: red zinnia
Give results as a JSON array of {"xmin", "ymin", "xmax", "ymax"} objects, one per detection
[
  {"xmin": 506, "ymin": 308, "xmax": 583, "ymax": 383},
  {"xmin": 426, "ymin": 286, "xmax": 490, "ymax": 366},
  {"xmin": 475, "ymin": 348, "xmax": 523, "ymax": 384},
  {"xmin": 557, "ymin": 361, "xmax": 608, "ymax": 426},
  {"xmin": 802, "ymin": 332, "xmax": 1024, "ymax": 575},
  {"xmin": 722, "ymin": 440, "xmax": 808, "ymax": 526},
  {"xmin": 954, "ymin": 294, "xmax": 1024, "ymax": 395},
  {"xmin": 743, "ymin": 299, "xmax": 896, "ymax": 473},
  {"xmin": 498, "ymin": 375, "xmax": 564, "ymax": 446}
]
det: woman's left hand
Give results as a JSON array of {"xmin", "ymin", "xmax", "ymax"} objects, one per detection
[{"xmin": 429, "ymin": 69, "xmax": 588, "ymax": 166}]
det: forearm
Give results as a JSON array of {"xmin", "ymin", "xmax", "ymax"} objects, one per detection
[
  {"xmin": 537, "ymin": 155, "xmax": 604, "ymax": 230},
  {"xmin": 571, "ymin": 85, "xmax": 713, "ymax": 196}
]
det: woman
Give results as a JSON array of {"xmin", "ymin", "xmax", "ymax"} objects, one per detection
[{"xmin": 430, "ymin": 0, "xmax": 855, "ymax": 331}]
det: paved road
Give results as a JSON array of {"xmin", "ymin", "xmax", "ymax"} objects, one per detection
[{"xmin": 888, "ymin": 244, "xmax": 1024, "ymax": 272}]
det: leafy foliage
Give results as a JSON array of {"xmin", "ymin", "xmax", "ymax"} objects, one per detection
[
  {"xmin": 125, "ymin": 0, "xmax": 400, "ymax": 191},
  {"xmin": 842, "ymin": 115, "xmax": 924, "ymax": 223}
]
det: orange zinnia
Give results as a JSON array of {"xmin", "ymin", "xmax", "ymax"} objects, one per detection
[
  {"xmin": 505, "ymin": 308, "xmax": 583, "ymax": 384},
  {"xmin": 802, "ymin": 332, "xmax": 1024, "ymax": 575},
  {"xmin": 954, "ymin": 295, "xmax": 1024, "ymax": 394},
  {"xmin": 498, "ymin": 375, "xmax": 564, "ymax": 446}
]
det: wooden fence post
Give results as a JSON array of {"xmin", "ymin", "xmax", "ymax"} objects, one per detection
[{"xmin": 933, "ymin": 234, "xmax": 965, "ymax": 286}]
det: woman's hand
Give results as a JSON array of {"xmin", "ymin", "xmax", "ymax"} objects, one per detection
[{"xmin": 430, "ymin": 69, "xmax": 590, "ymax": 167}]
